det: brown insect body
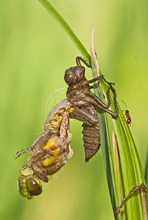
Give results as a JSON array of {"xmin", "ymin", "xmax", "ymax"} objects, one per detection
[
  {"xmin": 71, "ymin": 105, "xmax": 100, "ymax": 162},
  {"xmin": 125, "ymin": 110, "xmax": 131, "ymax": 125},
  {"xmin": 122, "ymin": 101, "xmax": 131, "ymax": 125},
  {"xmin": 65, "ymin": 66, "xmax": 101, "ymax": 162},
  {"xmin": 82, "ymin": 122, "xmax": 100, "ymax": 162},
  {"xmin": 64, "ymin": 57, "xmax": 118, "ymax": 162}
]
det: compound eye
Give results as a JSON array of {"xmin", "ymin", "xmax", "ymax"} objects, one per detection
[{"xmin": 26, "ymin": 177, "xmax": 42, "ymax": 196}]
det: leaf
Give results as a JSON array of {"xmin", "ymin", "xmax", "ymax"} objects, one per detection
[{"xmin": 91, "ymin": 28, "xmax": 148, "ymax": 219}]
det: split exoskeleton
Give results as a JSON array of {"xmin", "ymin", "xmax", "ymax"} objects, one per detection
[
  {"xmin": 64, "ymin": 56, "xmax": 118, "ymax": 162},
  {"xmin": 16, "ymin": 57, "xmax": 118, "ymax": 199}
]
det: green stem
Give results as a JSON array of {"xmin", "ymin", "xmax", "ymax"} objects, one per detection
[{"xmin": 38, "ymin": 0, "xmax": 91, "ymax": 65}]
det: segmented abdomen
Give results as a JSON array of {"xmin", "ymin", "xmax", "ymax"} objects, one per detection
[{"xmin": 82, "ymin": 122, "xmax": 100, "ymax": 162}]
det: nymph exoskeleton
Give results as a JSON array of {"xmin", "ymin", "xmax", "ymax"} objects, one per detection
[
  {"xmin": 17, "ymin": 99, "xmax": 73, "ymax": 199},
  {"xmin": 64, "ymin": 56, "xmax": 118, "ymax": 162}
]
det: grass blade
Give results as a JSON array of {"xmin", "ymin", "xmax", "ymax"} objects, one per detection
[
  {"xmin": 145, "ymin": 151, "xmax": 148, "ymax": 186},
  {"xmin": 91, "ymin": 28, "xmax": 148, "ymax": 219}
]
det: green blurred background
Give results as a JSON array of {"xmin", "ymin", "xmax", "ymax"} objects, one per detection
[{"xmin": 0, "ymin": 0, "xmax": 148, "ymax": 219}]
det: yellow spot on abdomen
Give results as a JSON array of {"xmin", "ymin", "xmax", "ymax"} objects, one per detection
[
  {"xmin": 44, "ymin": 137, "xmax": 59, "ymax": 150},
  {"xmin": 42, "ymin": 156, "xmax": 55, "ymax": 167},
  {"xmin": 42, "ymin": 146, "xmax": 61, "ymax": 167}
]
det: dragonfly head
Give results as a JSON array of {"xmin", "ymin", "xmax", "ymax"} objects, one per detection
[{"xmin": 18, "ymin": 173, "xmax": 42, "ymax": 199}]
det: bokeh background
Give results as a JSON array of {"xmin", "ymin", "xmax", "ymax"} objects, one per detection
[{"xmin": 0, "ymin": 0, "xmax": 148, "ymax": 219}]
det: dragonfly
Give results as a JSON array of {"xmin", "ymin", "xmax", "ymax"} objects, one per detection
[{"xmin": 16, "ymin": 99, "xmax": 73, "ymax": 199}]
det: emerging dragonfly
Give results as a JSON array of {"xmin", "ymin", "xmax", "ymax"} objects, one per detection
[
  {"xmin": 16, "ymin": 56, "xmax": 118, "ymax": 198},
  {"xmin": 16, "ymin": 99, "xmax": 73, "ymax": 199},
  {"xmin": 64, "ymin": 56, "xmax": 118, "ymax": 162}
]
